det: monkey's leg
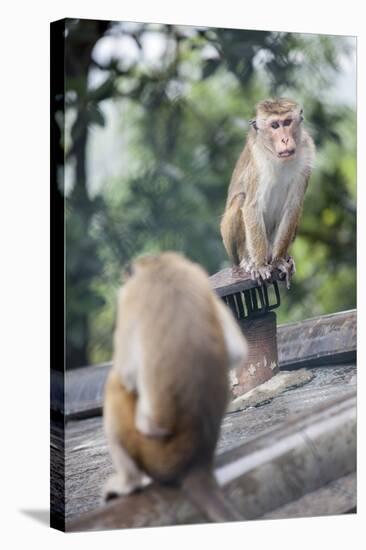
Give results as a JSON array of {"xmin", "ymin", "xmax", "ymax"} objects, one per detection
[
  {"xmin": 104, "ymin": 371, "xmax": 180, "ymax": 488},
  {"xmin": 114, "ymin": 326, "xmax": 171, "ymax": 438},
  {"xmin": 103, "ymin": 371, "xmax": 152, "ymax": 501},
  {"xmin": 220, "ymin": 193, "xmax": 247, "ymax": 266}
]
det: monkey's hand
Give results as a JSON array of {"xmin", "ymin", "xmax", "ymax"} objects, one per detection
[
  {"xmin": 287, "ymin": 256, "xmax": 296, "ymax": 275},
  {"xmin": 240, "ymin": 259, "xmax": 272, "ymax": 285},
  {"xmin": 272, "ymin": 257, "xmax": 296, "ymax": 289},
  {"xmin": 103, "ymin": 472, "xmax": 151, "ymax": 501}
]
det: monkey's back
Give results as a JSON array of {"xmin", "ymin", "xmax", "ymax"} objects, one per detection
[{"xmin": 109, "ymin": 253, "xmax": 230, "ymax": 482}]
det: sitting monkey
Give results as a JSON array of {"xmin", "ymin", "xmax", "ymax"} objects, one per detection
[
  {"xmin": 221, "ymin": 98, "xmax": 315, "ymax": 288},
  {"xmin": 103, "ymin": 252, "xmax": 247, "ymax": 522}
]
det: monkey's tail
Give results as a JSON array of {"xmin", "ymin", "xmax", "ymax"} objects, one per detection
[{"xmin": 181, "ymin": 466, "xmax": 243, "ymax": 523}]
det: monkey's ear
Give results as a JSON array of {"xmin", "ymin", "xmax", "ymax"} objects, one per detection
[{"xmin": 249, "ymin": 119, "xmax": 258, "ymax": 131}]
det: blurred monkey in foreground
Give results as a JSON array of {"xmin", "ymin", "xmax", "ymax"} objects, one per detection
[
  {"xmin": 103, "ymin": 252, "xmax": 247, "ymax": 522},
  {"xmin": 220, "ymin": 98, "xmax": 315, "ymax": 288}
]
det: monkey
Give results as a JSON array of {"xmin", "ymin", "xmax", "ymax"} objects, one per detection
[
  {"xmin": 220, "ymin": 97, "xmax": 315, "ymax": 288},
  {"xmin": 103, "ymin": 252, "xmax": 248, "ymax": 522}
]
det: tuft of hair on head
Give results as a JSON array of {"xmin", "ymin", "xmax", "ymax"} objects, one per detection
[{"xmin": 256, "ymin": 97, "xmax": 301, "ymax": 117}]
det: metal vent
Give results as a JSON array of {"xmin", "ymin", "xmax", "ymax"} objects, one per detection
[{"xmin": 222, "ymin": 281, "xmax": 281, "ymax": 320}]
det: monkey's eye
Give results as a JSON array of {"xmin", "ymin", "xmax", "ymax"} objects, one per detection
[
  {"xmin": 271, "ymin": 121, "xmax": 280, "ymax": 129},
  {"xmin": 283, "ymin": 119, "xmax": 292, "ymax": 127}
]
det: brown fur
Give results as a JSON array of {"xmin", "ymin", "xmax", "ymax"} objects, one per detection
[
  {"xmin": 104, "ymin": 370, "xmax": 223, "ymax": 483},
  {"xmin": 221, "ymin": 193, "xmax": 246, "ymax": 265},
  {"xmin": 104, "ymin": 252, "xmax": 246, "ymax": 487},
  {"xmin": 256, "ymin": 97, "xmax": 299, "ymax": 117}
]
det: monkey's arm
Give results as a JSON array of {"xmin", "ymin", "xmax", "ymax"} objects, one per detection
[
  {"xmin": 135, "ymin": 364, "xmax": 173, "ymax": 439},
  {"xmin": 272, "ymin": 208, "xmax": 301, "ymax": 259},
  {"xmin": 103, "ymin": 371, "xmax": 152, "ymax": 499},
  {"xmin": 113, "ymin": 321, "xmax": 172, "ymax": 439},
  {"xmin": 271, "ymin": 198, "xmax": 304, "ymax": 288},
  {"xmin": 113, "ymin": 327, "xmax": 140, "ymax": 393},
  {"xmin": 241, "ymin": 201, "xmax": 272, "ymax": 281},
  {"xmin": 215, "ymin": 299, "xmax": 247, "ymax": 368},
  {"xmin": 272, "ymin": 179, "xmax": 306, "ymax": 261}
]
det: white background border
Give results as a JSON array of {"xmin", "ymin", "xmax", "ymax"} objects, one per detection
[{"xmin": 1, "ymin": 1, "xmax": 364, "ymax": 549}]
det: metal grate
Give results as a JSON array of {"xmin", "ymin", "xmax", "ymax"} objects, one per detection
[{"xmin": 222, "ymin": 280, "xmax": 281, "ymax": 320}]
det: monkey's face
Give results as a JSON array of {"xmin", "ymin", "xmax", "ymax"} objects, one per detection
[{"xmin": 258, "ymin": 110, "xmax": 303, "ymax": 161}]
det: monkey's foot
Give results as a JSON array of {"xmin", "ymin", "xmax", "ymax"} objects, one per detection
[
  {"xmin": 272, "ymin": 257, "xmax": 295, "ymax": 289},
  {"xmin": 232, "ymin": 264, "xmax": 246, "ymax": 276},
  {"xmin": 238, "ymin": 259, "xmax": 251, "ymax": 272},
  {"xmin": 244, "ymin": 262, "xmax": 273, "ymax": 285},
  {"xmin": 239, "ymin": 259, "xmax": 272, "ymax": 284},
  {"xmin": 102, "ymin": 472, "xmax": 152, "ymax": 502},
  {"xmin": 135, "ymin": 408, "xmax": 171, "ymax": 439}
]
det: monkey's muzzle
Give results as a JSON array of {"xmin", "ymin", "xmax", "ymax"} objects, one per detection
[{"xmin": 278, "ymin": 149, "xmax": 296, "ymax": 159}]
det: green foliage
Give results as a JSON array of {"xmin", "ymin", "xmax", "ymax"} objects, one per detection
[{"xmin": 61, "ymin": 20, "xmax": 356, "ymax": 367}]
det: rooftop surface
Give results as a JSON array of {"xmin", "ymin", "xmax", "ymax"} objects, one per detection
[{"xmin": 51, "ymin": 309, "xmax": 356, "ymax": 531}]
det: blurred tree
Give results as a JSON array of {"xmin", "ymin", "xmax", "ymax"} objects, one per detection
[
  {"xmin": 57, "ymin": 19, "xmax": 356, "ymax": 367},
  {"xmin": 63, "ymin": 19, "xmax": 109, "ymax": 368}
]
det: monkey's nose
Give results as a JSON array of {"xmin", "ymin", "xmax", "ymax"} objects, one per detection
[{"xmin": 281, "ymin": 137, "xmax": 289, "ymax": 145}]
